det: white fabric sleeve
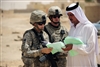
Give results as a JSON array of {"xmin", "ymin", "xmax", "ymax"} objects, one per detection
[{"xmin": 72, "ymin": 26, "xmax": 97, "ymax": 55}]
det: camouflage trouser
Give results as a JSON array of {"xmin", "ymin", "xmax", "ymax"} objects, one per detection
[
  {"xmin": 22, "ymin": 57, "xmax": 50, "ymax": 67},
  {"xmin": 23, "ymin": 64, "xmax": 34, "ymax": 67},
  {"xmin": 22, "ymin": 57, "xmax": 34, "ymax": 67},
  {"xmin": 56, "ymin": 57, "xmax": 67, "ymax": 67},
  {"xmin": 55, "ymin": 53, "xmax": 67, "ymax": 67}
]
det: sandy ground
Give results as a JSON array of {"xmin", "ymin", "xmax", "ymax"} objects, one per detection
[{"xmin": 0, "ymin": 13, "xmax": 100, "ymax": 67}]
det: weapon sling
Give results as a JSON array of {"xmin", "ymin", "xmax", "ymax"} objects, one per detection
[{"xmin": 31, "ymin": 28, "xmax": 58, "ymax": 67}]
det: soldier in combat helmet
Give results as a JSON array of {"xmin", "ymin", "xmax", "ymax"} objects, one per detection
[
  {"xmin": 44, "ymin": 6, "xmax": 68, "ymax": 67},
  {"xmin": 21, "ymin": 10, "xmax": 53, "ymax": 67}
]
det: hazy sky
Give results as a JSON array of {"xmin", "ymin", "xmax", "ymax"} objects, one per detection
[{"xmin": 0, "ymin": 0, "xmax": 54, "ymax": 10}]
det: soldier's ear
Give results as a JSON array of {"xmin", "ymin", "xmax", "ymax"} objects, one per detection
[
  {"xmin": 49, "ymin": 16, "xmax": 52, "ymax": 20},
  {"xmin": 33, "ymin": 23, "xmax": 36, "ymax": 26}
]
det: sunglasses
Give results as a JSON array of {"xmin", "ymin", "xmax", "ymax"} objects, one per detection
[
  {"xmin": 37, "ymin": 22, "xmax": 46, "ymax": 25},
  {"xmin": 52, "ymin": 15, "xmax": 61, "ymax": 18}
]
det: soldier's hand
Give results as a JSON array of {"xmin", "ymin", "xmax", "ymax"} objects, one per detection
[
  {"xmin": 41, "ymin": 48, "xmax": 53, "ymax": 54},
  {"xmin": 62, "ymin": 44, "xmax": 73, "ymax": 51}
]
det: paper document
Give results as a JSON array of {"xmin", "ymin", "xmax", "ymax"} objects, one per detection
[
  {"xmin": 46, "ymin": 42, "xmax": 65, "ymax": 54},
  {"xmin": 64, "ymin": 36, "xmax": 84, "ymax": 56}
]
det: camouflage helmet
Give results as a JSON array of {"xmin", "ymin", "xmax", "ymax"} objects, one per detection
[
  {"xmin": 47, "ymin": 6, "xmax": 62, "ymax": 17},
  {"xmin": 30, "ymin": 10, "xmax": 46, "ymax": 24}
]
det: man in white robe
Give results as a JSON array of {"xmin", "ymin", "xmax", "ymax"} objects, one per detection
[{"xmin": 62, "ymin": 2, "xmax": 99, "ymax": 67}]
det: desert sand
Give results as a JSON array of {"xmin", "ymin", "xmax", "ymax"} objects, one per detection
[{"xmin": 0, "ymin": 13, "xmax": 100, "ymax": 67}]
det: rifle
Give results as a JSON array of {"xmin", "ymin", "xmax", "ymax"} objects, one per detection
[{"xmin": 32, "ymin": 29, "xmax": 58, "ymax": 67}]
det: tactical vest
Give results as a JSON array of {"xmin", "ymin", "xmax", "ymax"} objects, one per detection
[
  {"xmin": 22, "ymin": 28, "xmax": 49, "ymax": 52},
  {"xmin": 44, "ymin": 23, "xmax": 68, "ymax": 43}
]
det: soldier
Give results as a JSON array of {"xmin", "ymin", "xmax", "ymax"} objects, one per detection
[
  {"xmin": 21, "ymin": 10, "xmax": 53, "ymax": 67},
  {"xmin": 44, "ymin": 6, "xmax": 68, "ymax": 67}
]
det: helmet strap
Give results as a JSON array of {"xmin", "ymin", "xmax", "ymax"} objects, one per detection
[
  {"xmin": 49, "ymin": 16, "xmax": 60, "ymax": 27},
  {"xmin": 50, "ymin": 22, "xmax": 60, "ymax": 28},
  {"xmin": 34, "ymin": 24, "xmax": 42, "ymax": 32}
]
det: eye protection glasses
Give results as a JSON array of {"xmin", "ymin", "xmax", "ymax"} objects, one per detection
[
  {"xmin": 36, "ymin": 22, "xmax": 46, "ymax": 25},
  {"xmin": 52, "ymin": 15, "xmax": 61, "ymax": 18}
]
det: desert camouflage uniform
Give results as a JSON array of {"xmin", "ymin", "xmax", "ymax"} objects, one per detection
[
  {"xmin": 44, "ymin": 23, "xmax": 68, "ymax": 67},
  {"xmin": 21, "ymin": 28, "xmax": 50, "ymax": 67},
  {"xmin": 21, "ymin": 10, "xmax": 51, "ymax": 67},
  {"xmin": 44, "ymin": 6, "xmax": 68, "ymax": 67}
]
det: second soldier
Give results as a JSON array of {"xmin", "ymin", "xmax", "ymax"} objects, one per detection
[{"xmin": 44, "ymin": 6, "xmax": 68, "ymax": 67}]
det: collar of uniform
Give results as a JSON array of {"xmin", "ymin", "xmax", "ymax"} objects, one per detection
[
  {"xmin": 48, "ymin": 22, "xmax": 61, "ymax": 29},
  {"xmin": 33, "ymin": 28, "xmax": 43, "ymax": 34}
]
